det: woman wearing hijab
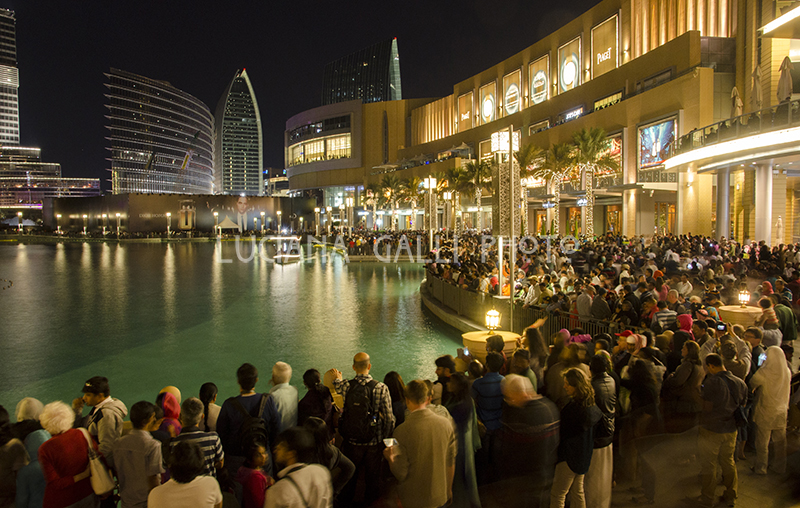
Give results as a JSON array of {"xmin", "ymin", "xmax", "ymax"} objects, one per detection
[
  {"xmin": 676, "ymin": 314, "xmax": 695, "ymax": 342},
  {"xmin": 155, "ymin": 392, "xmax": 181, "ymax": 438},
  {"xmin": 749, "ymin": 346, "xmax": 791, "ymax": 474}
]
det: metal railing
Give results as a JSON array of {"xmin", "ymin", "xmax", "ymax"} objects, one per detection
[{"xmin": 672, "ymin": 99, "xmax": 800, "ymax": 156}]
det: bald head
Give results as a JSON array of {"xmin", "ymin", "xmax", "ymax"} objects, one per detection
[
  {"xmin": 353, "ymin": 352, "xmax": 371, "ymax": 374},
  {"xmin": 501, "ymin": 374, "xmax": 535, "ymax": 407}
]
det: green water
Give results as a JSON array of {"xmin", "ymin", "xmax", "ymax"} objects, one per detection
[{"xmin": 0, "ymin": 241, "xmax": 461, "ymax": 413}]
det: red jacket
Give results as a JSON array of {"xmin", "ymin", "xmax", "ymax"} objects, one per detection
[{"xmin": 39, "ymin": 428, "xmax": 95, "ymax": 508}]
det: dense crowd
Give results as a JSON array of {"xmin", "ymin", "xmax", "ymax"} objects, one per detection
[{"xmin": 2, "ymin": 232, "xmax": 800, "ymax": 508}]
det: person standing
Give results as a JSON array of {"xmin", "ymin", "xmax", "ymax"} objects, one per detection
[
  {"xmin": 266, "ymin": 427, "xmax": 333, "ymax": 508},
  {"xmin": 328, "ymin": 352, "xmax": 394, "ymax": 507},
  {"xmin": 694, "ymin": 354, "xmax": 747, "ymax": 508},
  {"xmin": 384, "ymin": 380, "xmax": 457, "ymax": 508},
  {"xmin": 147, "ymin": 441, "xmax": 223, "ymax": 508},
  {"xmin": 72, "ymin": 376, "xmax": 127, "ymax": 465},
  {"xmin": 550, "ymin": 368, "xmax": 602, "ymax": 508},
  {"xmin": 170, "ymin": 398, "xmax": 224, "ymax": 478},
  {"xmin": 585, "ymin": 355, "xmax": 616, "ymax": 508},
  {"xmin": 270, "ymin": 362, "xmax": 299, "ymax": 433},
  {"xmin": 749, "ymin": 346, "xmax": 791, "ymax": 475},
  {"xmin": 110, "ymin": 401, "xmax": 163, "ymax": 508}
]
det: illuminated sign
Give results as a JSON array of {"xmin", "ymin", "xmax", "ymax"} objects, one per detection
[
  {"xmin": 558, "ymin": 37, "xmax": 581, "ymax": 93},
  {"xmin": 529, "ymin": 55, "xmax": 550, "ymax": 105},
  {"xmin": 457, "ymin": 92, "xmax": 473, "ymax": 132},
  {"xmin": 639, "ymin": 117, "xmax": 677, "ymax": 169},
  {"xmin": 503, "ymin": 70, "xmax": 521, "ymax": 115},
  {"xmin": 542, "ymin": 202, "xmax": 556, "ymax": 209},
  {"xmin": 480, "ymin": 82, "xmax": 496, "ymax": 124},
  {"xmin": 576, "ymin": 198, "xmax": 588, "ymax": 207},
  {"xmin": 558, "ymin": 107, "xmax": 584, "ymax": 124},
  {"xmin": 591, "ymin": 15, "xmax": 619, "ymax": 78},
  {"xmin": 490, "ymin": 130, "xmax": 521, "ymax": 153}
]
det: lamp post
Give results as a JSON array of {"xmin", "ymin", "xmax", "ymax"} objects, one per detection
[
  {"xmin": 486, "ymin": 309, "xmax": 500, "ymax": 332},
  {"xmin": 314, "ymin": 207, "xmax": 320, "ymax": 236},
  {"xmin": 339, "ymin": 204, "xmax": 345, "ymax": 235},
  {"xmin": 56, "ymin": 214, "xmax": 62, "ymax": 235},
  {"xmin": 260, "ymin": 211, "xmax": 265, "ymax": 234},
  {"xmin": 166, "ymin": 212, "xmax": 171, "ymax": 236},
  {"xmin": 442, "ymin": 191, "xmax": 452, "ymax": 232},
  {"xmin": 82, "ymin": 214, "xmax": 88, "ymax": 235},
  {"xmin": 326, "ymin": 206, "xmax": 332, "ymax": 235},
  {"xmin": 17, "ymin": 211, "xmax": 22, "ymax": 234},
  {"xmin": 116, "ymin": 213, "xmax": 121, "ymax": 239},
  {"xmin": 102, "ymin": 214, "xmax": 107, "ymax": 235},
  {"xmin": 277, "ymin": 210, "xmax": 282, "ymax": 232},
  {"xmin": 345, "ymin": 197, "xmax": 354, "ymax": 234},
  {"xmin": 423, "ymin": 176, "xmax": 437, "ymax": 252},
  {"xmin": 738, "ymin": 290, "xmax": 750, "ymax": 308},
  {"xmin": 299, "ymin": 216, "xmax": 304, "ymax": 233},
  {"xmin": 213, "ymin": 211, "xmax": 219, "ymax": 236},
  {"xmin": 253, "ymin": 217, "xmax": 257, "ymax": 233}
]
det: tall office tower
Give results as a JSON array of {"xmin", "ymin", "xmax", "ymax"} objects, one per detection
[
  {"xmin": 321, "ymin": 38, "xmax": 402, "ymax": 105},
  {"xmin": 104, "ymin": 68, "xmax": 214, "ymax": 194},
  {"xmin": 0, "ymin": 9, "xmax": 19, "ymax": 145},
  {"xmin": 214, "ymin": 69, "xmax": 263, "ymax": 195}
]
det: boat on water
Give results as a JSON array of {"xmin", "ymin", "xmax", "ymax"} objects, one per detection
[{"xmin": 268, "ymin": 235, "xmax": 303, "ymax": 264}]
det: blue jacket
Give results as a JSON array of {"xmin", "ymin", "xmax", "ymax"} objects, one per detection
[{"xmin": 16, "ymin": 428, "xmax": 50, "ymax": 508}]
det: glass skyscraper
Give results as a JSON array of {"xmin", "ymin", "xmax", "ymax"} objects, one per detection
[
  {"xmin": 105, "ymin": 68, "xmax": 214, "ymax": 194},
  {"xmin": 214, "ymin": 69, "xmax": 263, "ymax": 195},
  {"xmin": 0, "ymin": 8, "xmax": 20, "ymax": 146},
  {"xmin": 321, "ymin": 38, "xmax": 402, "ymax": 105}
]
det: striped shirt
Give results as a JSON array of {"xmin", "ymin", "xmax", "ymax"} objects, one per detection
[
  {"xmin": 652, "ymin": 309, "xmax": 677, "ymax": 330},
  {"xmin": 170, "ymin": 427, "xmax": 224, "ymax": 477},
  {"xmin": 333, "ymin": 374, "xmax": 394, "ymax": 445}
]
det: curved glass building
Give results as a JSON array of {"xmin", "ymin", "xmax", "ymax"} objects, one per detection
[
  {"xmin": 214, "ymin": 69, "xmax": 263, "ymax": 195},
  {"xmin": 104, "ymin": 68, "xmax": 214, "ymax": 194}
]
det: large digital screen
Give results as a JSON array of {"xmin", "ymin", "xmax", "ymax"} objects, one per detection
[
  {"xmin": 529, "ymin": 55, "xmax": 550, "ymax": 105},
  {"xmin": 591, "ymin": 15, "xmax": 618, "ymax": 78},
  {"xmin": 639, "ymin": 118, "xmax": 677, "ymax": 169},
  {"xmin": 558, "ymin": 37, "xmax": 581, "ymax": 93},
  {"xmin": 480, "ymin": 82, "xmax": 497, "ymax": 124},
  {"xmin": 503, "ymin": 70, "xmax": 521, "ymax": 115},
  {"xmin": 457, "ymin": 92, "xmax": 473, "ymax": 132}
]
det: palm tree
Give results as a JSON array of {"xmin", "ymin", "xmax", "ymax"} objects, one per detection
[
  {"xmin": 533, "ymin": 142, "xmax": 574, "ymax": 236},
  {"xmin": 572, "ymin": 127, "xmax": 619, "ymax": 238},
  {"xmin": 400, "ymin": 176, "xmax": 425, "ymax": 230},
  {"xmin": 462, "ymin": 159, "xmax": 493, "ymax": 231},
  {"xmin": 362, "ymin": 182, "xmax": 382, "ymax": 230},
  {"xmin": 380, "ymin": 174, "xmax": 402, "ymax": 231},
  {"xmin": 515, "ymin": 143, "xmax": 545, "ymax": 235},
  {"xmin": 442, "ymin": 166, "xmax": 468, "ymax": 232}
]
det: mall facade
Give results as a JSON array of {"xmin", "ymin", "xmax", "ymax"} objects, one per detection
[{"xmin": 284, "ymin": 0, "xmax": 800, "ymax": 244}]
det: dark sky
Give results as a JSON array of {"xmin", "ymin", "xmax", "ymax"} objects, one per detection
[{"xmin": 11, "ymin": 0, "xmax": 601, "ymax": 190}]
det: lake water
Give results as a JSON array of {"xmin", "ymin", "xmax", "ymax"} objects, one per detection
[{"xmin": 0, "ymin": 241, "xmax": 461, "ymax": 411}]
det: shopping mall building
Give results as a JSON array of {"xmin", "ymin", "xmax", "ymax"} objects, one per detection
[{"xmin": 286, "ymin": 0, "xmax": 800, "ymax": 244}]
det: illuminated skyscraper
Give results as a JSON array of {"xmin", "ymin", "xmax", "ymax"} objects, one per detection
[
  {"xmin": 321, "ymin": 38, "xmax": 402, "ymax": 105},
  {"xmin": 104, "ymin": 68, "xmax": 214, "ymax": 194},
  {"xmin": 214, "ymin": 69, "xmax": 263, "ymax": 195},
  {"xmin": 0, "ymin": 8, "xmax": 20, "ymax": 145}
]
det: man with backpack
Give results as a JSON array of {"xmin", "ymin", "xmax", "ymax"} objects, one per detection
[
  {"xmin": 329, "ymin": 352, "xmax": 394, "ymax": 507},
  {"xmin": 216, "ymin": 363, "xmax": 280, "ymax": 476}
]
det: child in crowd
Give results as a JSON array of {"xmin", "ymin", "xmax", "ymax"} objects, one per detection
[
  {"xmin": 236, "ymin": 441, "xmax": 274, "ymax": 508},
  {"xmin": 756, "ymin": 297, "xmax": 783, "ymax": 347}
]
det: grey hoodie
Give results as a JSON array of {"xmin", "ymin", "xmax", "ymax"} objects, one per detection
[{"xmin": 85, "ymin": 397, "xmax": 128, "ymax": 462}]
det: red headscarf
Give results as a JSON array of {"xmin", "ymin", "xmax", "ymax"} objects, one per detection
[
  {"xmin": 761, "ymin": 281, "xmax": 774, "ymax": 295},
  {"xmin": 677, "ymin": 314, "xmax": 695, "ymax": 341}
]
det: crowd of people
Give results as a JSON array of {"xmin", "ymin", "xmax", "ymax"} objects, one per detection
[{"xmin": 2, "ymin": 232, "xmax": 800, "ymax": 508}]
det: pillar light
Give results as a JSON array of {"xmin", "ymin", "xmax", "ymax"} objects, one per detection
[
  {"xmin": 738, "ymin": 290, "xmax": 750, "ymax": 307},
  {"xmin": 486, "ymin": 309, "xmax": 501, "ymax": 331}
]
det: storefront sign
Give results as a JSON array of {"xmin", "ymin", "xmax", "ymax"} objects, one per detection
[
  {"xmin": 591, "ymin": 15, "xmax": 618, "ymax": 78},
  {"xmin": 557, "ymin": 106, "xmax": 584, "ymax": 124},
  {"xmin": 542, "ymin": 201, "xmax": 556, "ymax": 209},
  {"xmin": 503, "ymin": 70, "xmax": 521, "ymax": 115},
  {"xmin": 480, "ymin": 82, "xmax": 496, "ymax": 124},
  {"xmin": 529, "ymin": 55, "xmax": 550, "ymax": 105},
  {"xmin": 558, "ymin": 37, "xmax": 581, "ymax": 93},
  {"xmin": 457, "ymin": 92, "xmax": 473, "ymax": 132},
  {"xmin": 577, "ymin": 198, "xmax": 588, "ymax": 207}
]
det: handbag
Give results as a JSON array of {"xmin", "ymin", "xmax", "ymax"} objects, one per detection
[{"xmin": 78, "ymin": 428, "xmax": 116, "ymax": 496}]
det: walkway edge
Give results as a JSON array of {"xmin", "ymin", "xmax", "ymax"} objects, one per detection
[{"xmin": 419, "ymin": 280, "xmax": 487, "ymax": 334}]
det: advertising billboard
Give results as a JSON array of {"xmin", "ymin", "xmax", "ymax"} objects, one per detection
[
  {"xmin": 529, "ymin": 55, "xmax": 550, "ymax": 105},
  {"xmin": 591, "ymin": 15, "xmax": 618, "ymax": 79},
  {"xmin": 480, "ymin": 81, "xmax": 497, "ymax": 124},
  {"xmin": 558, "ymin": 37, "xmax": 581, "ymax": 93},
  {"xmin": 502, "ymin": 70, "xmax": 522, "ymax": 116},
  {"xmin": 638, "ymin": 118, "xmax": 677, "ymax": 169},
  {"xmin": 457, "ymin": 92, "xmax": 473, "ymax": 132}
]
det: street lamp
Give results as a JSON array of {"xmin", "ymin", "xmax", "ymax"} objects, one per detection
[
  {"xmin": 260, "ymin": 211, "xmax": 265, "ymax": 234},
  {"xmin": 345, "ymin": 197, "xmax": 354, "ymax": 234},
  {"xmin": 56, "ymin": 214, "xmax": 62, "ymax": 235},
  {"xmin": 213, "ymin": 211, "xmax": 219, "ymax": 236},
  {"xmin": 326, "ymin": 206, "xmax": 332, "ymax": 235},
  {"xmin": 443, "ymin": 191, "xmax": 452, "ymax": 231},
  {"xmin": 738, "ymin": 290, "xmax": 750, "ymax": 308},
  {"xmin": 253, "ymin": 217, "xmax": 257, "ymax": 233},
  {"xmin": 277, "ymin": 210, "xmax": 282, "ymax": 231},
  {"xmin": 486, "ymin": 309, "xmax": 501, "ymax": 331},
  {"xmin": 166, "ymin": 212, "xmax": 171, "ymax": 236},
  {"xmin": 115, "ymin": 213, "xmax": 121, "ymax": 238},
  {"xmin": 423, "ymin": 176, "xmax": 437, "ymax": 251},
  {"xmin": 17, "ymin": 211, "xmax": 22, "ymax": 234},
  {"xmin": 339, "ymin": 204, "xmax": 345, "ymax": 235},
  {"xmin": 82, "ymin": 214, "xmax": 88, "ymax": 235},
  {"xmin": 314, "ymin": 207, "xmax": 321, "ymax": 236},
  {"xmin": 299, "ymin": 216, "xmax": 304, "ymax": 233},
  {"xmin": 102, "ymin": 214, "xmax": 107, "ymax": 235}
]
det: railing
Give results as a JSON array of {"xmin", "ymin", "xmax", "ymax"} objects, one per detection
[
  {"xmin": 424, "ymin": 276, "xmax": 629, "ymax": 339},
  {"xmin": 672, "ymin": 99, "xmax": 800, "ymax": 156}
]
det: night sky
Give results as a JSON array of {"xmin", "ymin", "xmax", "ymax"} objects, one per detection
[{"xmin": 12, "ymin": 0, "xmax": 601, "ymax": 190}]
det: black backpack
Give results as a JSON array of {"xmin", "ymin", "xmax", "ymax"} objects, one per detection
[
  {"xmin": 230, "ymin": 394, "xmax": 269, "ymax": 452},
  {"xmin": 339, "ymin": 379, "xmax": 378, "ymax": 443}
]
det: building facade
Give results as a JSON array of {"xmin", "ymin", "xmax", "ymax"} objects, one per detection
[
  {"xmin": 0, "ymin": 146, "xmax": 100, "ymax": 208},
  {"xmin": 105, "ymin": 68, "xmax": 215, "ymax": 195},
  {"xmin": 0, "ymin": 9, "xmax": 19, "ymax": 146},
  {"xmin": 214, "ymin": 69, "xmax": 263, "ymax": 196},
  {"xmin": 322, "ymin": 38, "xmax": 402, "ymax": 105}
]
